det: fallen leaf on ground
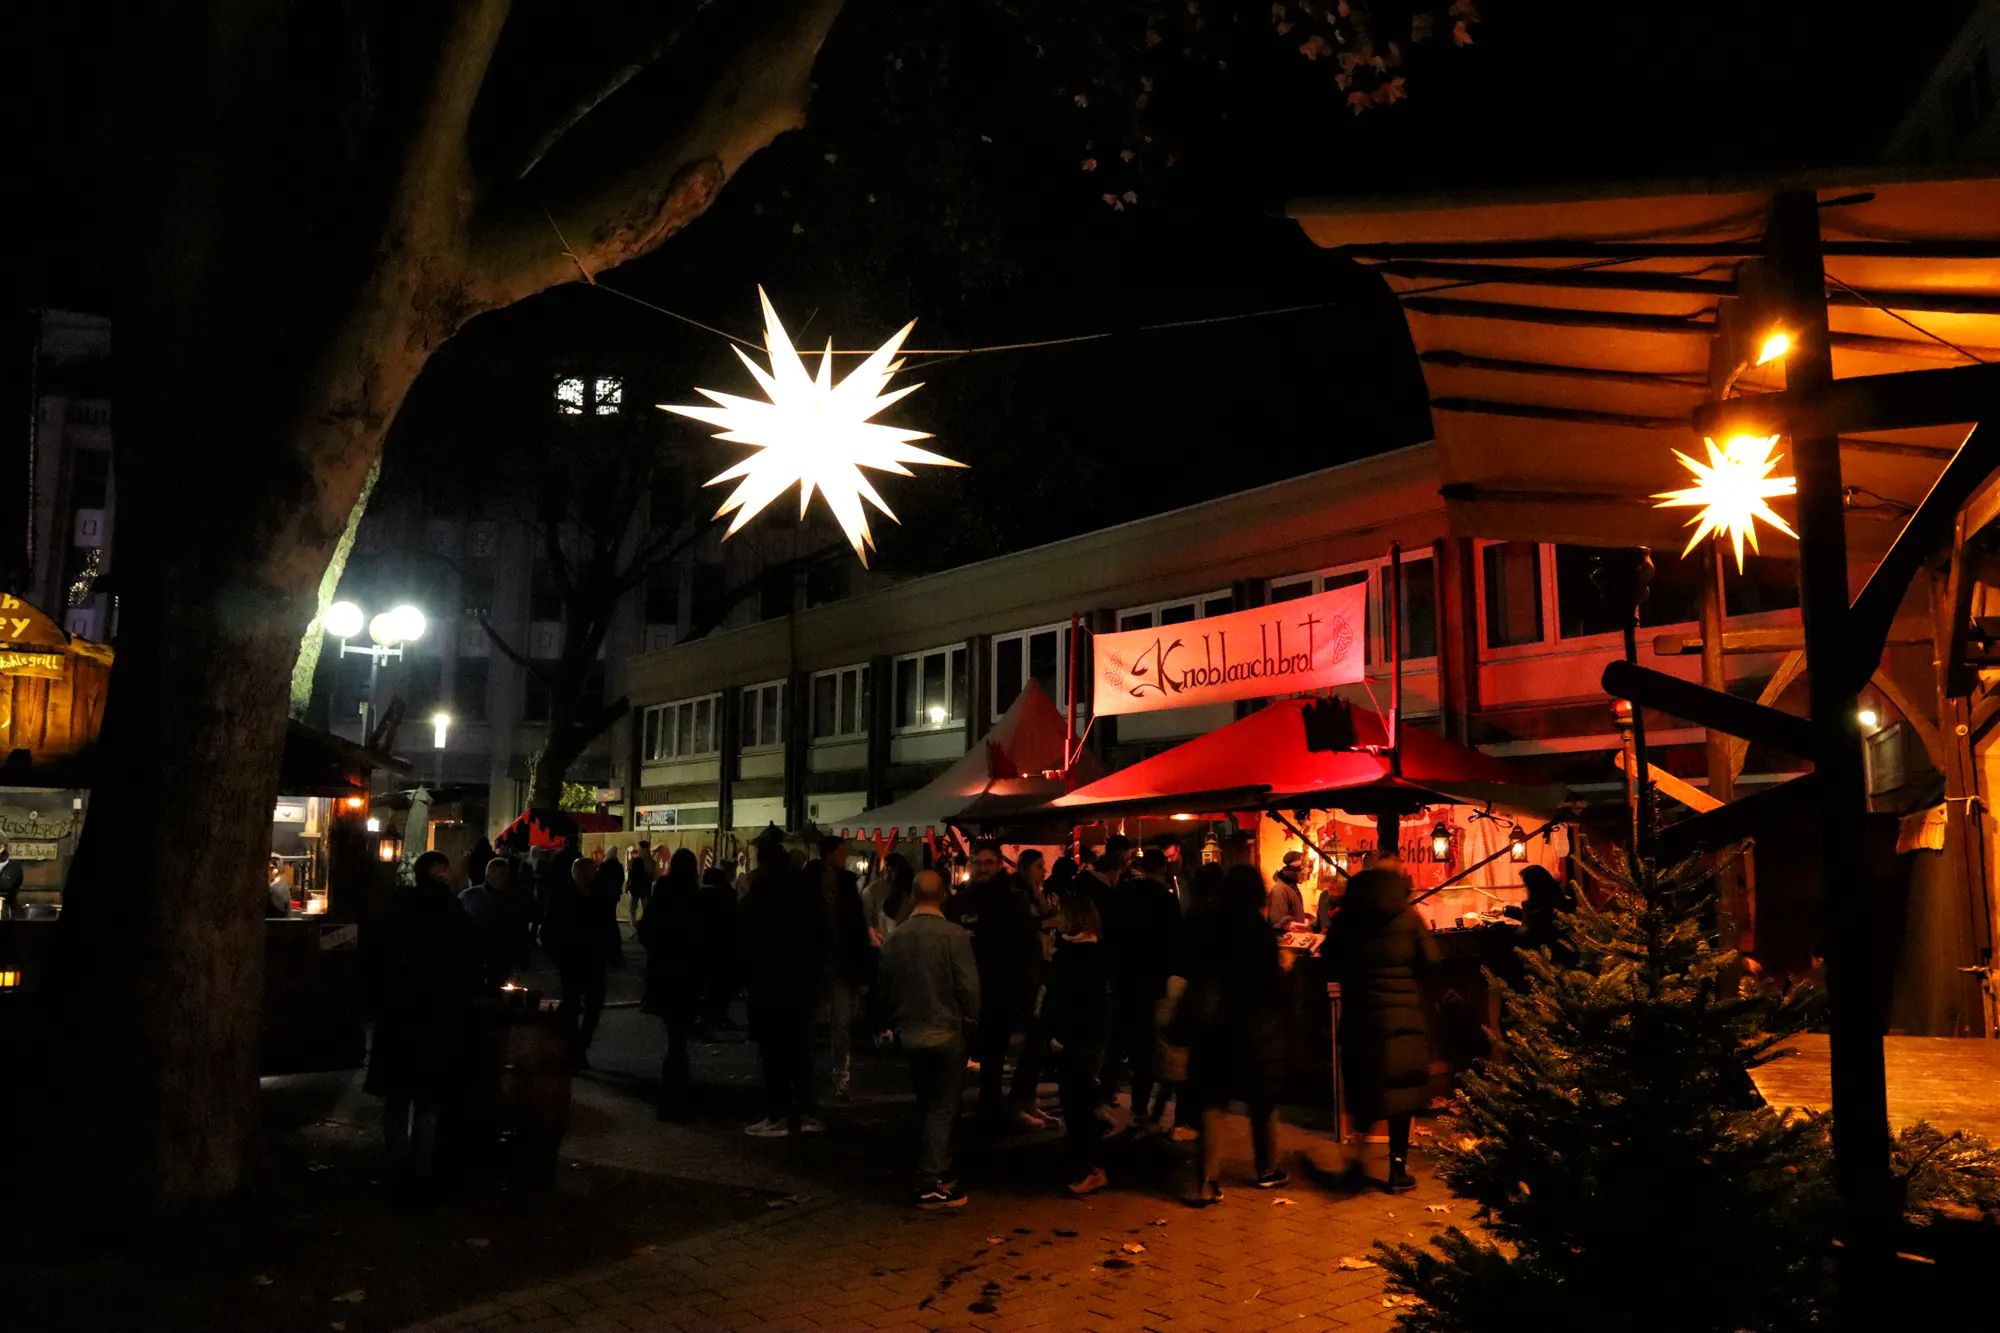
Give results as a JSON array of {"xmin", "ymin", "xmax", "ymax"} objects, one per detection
[
  {"xmin": 1122, "ymin": 1242, "xmax": 1146, "ymax": 1254},
  {"xmin": 1271, "ymin": 1197, "xmax": 1295, "ymax": 1206},
  {"xmin": 1338, "ymin": 1256, "xmax": 1379, "ymax": 1270},
  {"xmin": 987, "ymin": 1236, "xmax": 1005, "ymax": 1244},
  {"xmin": 331, "ymin": 1290, "xmax": 366, "ymax": 1303},
  {"xmin": 1426, "ymin": 1204, "xmax": 1451, "ymax": 1213},
  {"xmin": 249, "ymin": 1275, "xmax": 274, "ymax": 1287},
  {"xmin": 1150, "ymin": 1217, "xmax": 1168, "ymax": 1226}
]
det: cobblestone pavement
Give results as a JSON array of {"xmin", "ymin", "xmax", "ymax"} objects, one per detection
[{"xmin": 396, "ymin": 993, "xmax": 1457, "ymax": 1333}]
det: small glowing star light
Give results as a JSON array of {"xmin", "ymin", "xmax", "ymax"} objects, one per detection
[
  {"xmin": 661, "ymin": 288, "xmax": 963, "ymax": 565},
  {"xmin": 1653, "ymin": 434, "xmax": 1799, "ymax": 572}
]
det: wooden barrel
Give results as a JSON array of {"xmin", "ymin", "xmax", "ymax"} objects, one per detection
[{"xmin": 452, "ymin": 994, "xmax": 572, "ymax": 1189}]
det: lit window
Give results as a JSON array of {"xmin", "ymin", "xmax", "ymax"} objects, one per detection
[
  {"xmin": 593, "ymin": 376, "xmax": 623, "ymax": 415},
  {"xmin": 1115, "ymin": 590, "xmax": 1228, "ymax": 633},
  {"xmin": 893, "ymin": 645, "xmax": 968, "ymax": 732},
  {"xmin": 555, "ymin": 377, "xmax": 586, "ymax": 415}
]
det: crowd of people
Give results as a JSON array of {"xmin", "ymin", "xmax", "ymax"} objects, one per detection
[{"xmin": 360, "ymin": 824, "xmax": 1450, "ymax": 1214}]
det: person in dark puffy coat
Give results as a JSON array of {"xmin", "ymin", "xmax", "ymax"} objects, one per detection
[
  {"xmin": 641, "ymin": 848, "xmax": 706, "ymax": 1120},
  {"xmin": 1174, "ymin": 865, "xmax": 1291, "ymax": 1204},
  {"xmin": 1321, "ymin": 847, "xmax": 1438, "ymax": 1194}
]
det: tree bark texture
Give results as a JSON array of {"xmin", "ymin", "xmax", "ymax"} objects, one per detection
[{"xmin": 54, "ymin": 0, "xmax": 846, "ymax": 1213}]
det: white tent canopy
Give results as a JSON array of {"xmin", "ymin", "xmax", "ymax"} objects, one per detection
[{"xmin": 838, "ymin": 679, "xmax": 1104, "ymax": 842}]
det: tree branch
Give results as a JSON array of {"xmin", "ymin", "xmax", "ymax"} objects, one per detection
[
  {"xmin": 388, "ymin": 0, "xmax": 514, "ymax": 243},
  {"xmin": 478, "ymin": 612, "xmax": 547, "ymax": 679},
  {"xmin": 512, "ymin": 0, "xmax": 723, "ymax": 180},
  {"xmin": 472, "ymin": 0, "xmax": 847, "ymax": 301}
]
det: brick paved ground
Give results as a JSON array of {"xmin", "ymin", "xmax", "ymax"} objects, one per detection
[{"xmin": 394, "ymin": 986, "xmax": 1459, "ymax": 1333}]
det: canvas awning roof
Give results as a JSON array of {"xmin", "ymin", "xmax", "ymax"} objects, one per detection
[
  {"xmin": 1288, "ymin": 166, "xmax": 2000, "ymax": 555},
  {"xmin": 1043, "ymin": 699, "xmax": 1564, "ymax": 823},
  {"xmin": 839, "ymin": 679, "xmax": 1104, "ymax": 840}
]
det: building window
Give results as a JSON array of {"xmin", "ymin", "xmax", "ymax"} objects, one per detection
[
  {"xmin": 1553, "ymin": 544, "xmax": 1701, "ymax": 639},
  {"xmin": 759, "ymin": 570, "xmax": 793, "ymax": 621},
  {"xmin": 893, "ymin": 645, "xmax": 968, "ymax": 731},
  {"xmin": 1481, "ymin": 542, "xmax": 1545, "ymax": 649},
  {"xmin": 805, "ymin": 561, "xmax": 847, "ymax": 608},
  {"xmin": 642, "ymin": 694, "xmax": 722, "ymax": 761},
  {"xmin": 460, "ymin": 571, "xmax": 495, "ymax": 620},
  {"xmin": 742, "ymin": 680, "xmax": 785, "ymax": 750},
  {"xmin": 643, "ymin": 567, "xmax": 679, "ymax": 625},
  {"xmin": 403, "ymin": 659, "xmax": 444, "ymax": 720},
  {"xmin": 1724, "ymin": 555, "xmax": 1801, "ymax": 617},
  {"xmin": 1261, "ymin": 560, "xmax": 1420, "ymax": 665},
  {"xmin": 529, "ymin": 561, "xmax": 564, "ymax": 621},
  {"xmin": 555, "ymin": 375, "xmax": 623, "ymax": 416},
  {"xmin": 810, "ymin": 665, "xmax": 870, "ymax": 741},
  {"xmin": 992, "ymin": 623, "xmax": 1072, "ymax": 719},
  {"xmin": 524, "ymin": 672, "xmax": 551, "ymax": 724},
  {"xmin": 1116, "ymin": 590, "xmax": 1231, "ymax": 632},
  {"xmin": 453, "ymin": 658, "xmax": 489, "ymax": 723}
]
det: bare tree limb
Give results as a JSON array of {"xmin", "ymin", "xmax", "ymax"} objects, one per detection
[
  {"xmin": 472, "ymin": 0, "xmax": 847, "ymax": 301},
  {"xmin": 513, "ymin": 0, "xmax": 723, "ymax": 180},
  {"xmin": 478, "ymin": 611, "xmax": 547, "ymax": 680},
  {"xmin": 389, "ymin": 0, "xmax": 514, "ymax": 244}
]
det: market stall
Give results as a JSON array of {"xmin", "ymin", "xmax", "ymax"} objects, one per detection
[{"xmin": 837, "ymin": 679, "xmax": 1101, "ymax": 865}]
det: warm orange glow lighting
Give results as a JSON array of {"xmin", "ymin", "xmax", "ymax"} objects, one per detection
[
  {"xmin": 1755, "ymin": 331, "xmax": 1791, "ymax": 366},
  {"xmin": 0, "ymin": 969, "xmax": 20, "ymax": 990},
  {"xmin": 344, "ymin": 796, "xmax": 365, "ymax": 810},
  {"xmin": 377, "ymin": 840, "xmax": 400, "ymax": 863},
  {"xmin": 1170, "ymin": 813, "xmax": 1195, "ymax": 821}
]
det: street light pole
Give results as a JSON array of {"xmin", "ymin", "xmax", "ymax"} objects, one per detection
[{"xmin": 432, "ymin": 712, "xmax": 450, "ymax": 789}]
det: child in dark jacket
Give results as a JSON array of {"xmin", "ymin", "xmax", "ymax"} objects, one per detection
[{"xmin": 1043, "ymin": 893, "xmax": 1113, "ymax": 1196}]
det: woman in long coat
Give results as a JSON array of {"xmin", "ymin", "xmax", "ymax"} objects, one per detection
[
  {"xmin": 641, "ymin": 848, "xmax": 707, "ymax": 1120},
  {"xmin": 1322, "ymin": 850, "xmax": 1439, "ymax": 1193},
  {"xmin": 1174, "ymin": 864, "xmax": 1291, "ymax": 1204}
]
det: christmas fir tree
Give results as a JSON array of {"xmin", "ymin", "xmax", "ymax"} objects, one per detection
[{"xmin": 1377, "ymin": 844, "xmax": 2000, "ymax": 1333}]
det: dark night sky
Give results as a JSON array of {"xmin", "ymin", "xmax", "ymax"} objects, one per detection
[{"xmin": 28, "ymin": 1, "xmax": 1979, "ymax": 572}]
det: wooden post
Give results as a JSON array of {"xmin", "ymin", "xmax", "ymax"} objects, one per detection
[
  {"xmin": 1388, "ymin": 544, "xmax": 1403, "ymax": 774},
  {"xmin": 1767, "ymin": 188, "xmax": 1893, "ymax": 1309},
  {"xmin": 1699, "ymin": 538, "xmax": 1748, "ymax": 947}
]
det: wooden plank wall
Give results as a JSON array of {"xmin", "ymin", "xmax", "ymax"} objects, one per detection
[{"xmin": 0, "ymin": 656, "xmax": 110, "ymax": 759}]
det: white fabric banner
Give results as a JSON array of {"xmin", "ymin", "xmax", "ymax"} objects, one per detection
[{"xmin": 1092, "ymin": 582, "xmax": 1366, "ymax": 717}]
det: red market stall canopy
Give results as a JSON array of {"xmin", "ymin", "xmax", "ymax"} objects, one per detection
[
  {"xmin": 840, "ymin": 679, "xmax": 1105, "ymax": 840},
  {"xmin": 1288, "ymin": 167, "xmax": 2000, "ymax": 557},
  {"xmin": 1046, "ymin": 698, "xmax": 1563, "ymax": 822}
]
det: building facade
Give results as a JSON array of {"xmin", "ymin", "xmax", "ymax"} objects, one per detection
[{"xmin": 616, "ymin": 442, "xmax": 1935, "ymax": 857}]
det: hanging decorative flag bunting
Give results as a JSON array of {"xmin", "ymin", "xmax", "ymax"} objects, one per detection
[{"xmin": 660, "ymin": 288, "xmax": 963, "ymax": 566}]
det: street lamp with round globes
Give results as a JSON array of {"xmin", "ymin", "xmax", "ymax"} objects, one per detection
[{"xmin": 325, "ymin": 599, "xmax": 429, "ymax": 743}]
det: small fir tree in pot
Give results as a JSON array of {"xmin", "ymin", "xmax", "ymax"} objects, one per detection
[{"xmin": 1377, "ymin": 844, "xmax": 1838, "ymax": 1333}]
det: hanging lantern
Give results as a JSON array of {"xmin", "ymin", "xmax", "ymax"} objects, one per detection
[
  {"xmin": 1508, "ymin": 823, "xmax": 1529, "ymax": 863},
  {"xmin": 661, "ymin": 288, "xmax": 965, "ymax": 566},
  {"xmin": 1430, "ymin": 820, "xmax": 1452, "ymax": 861},
  {"xmin": 1200, "ymin": 831, "xmax": 1221, "ymax": 865}
]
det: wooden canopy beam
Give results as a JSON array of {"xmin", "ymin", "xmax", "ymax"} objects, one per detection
[
  {"xmin": 1338, "ymin": 240, "xmax": 2000, "ymax": 261},
  {"xmin": 1846, "ymin": 426, "xmax": 1998, "ymax": 693},
  {"xmin": 1400, "ymin": 296, "xmax": 1714, "ymax": 335},
  {"xmin": 1601, "ymin": 659, "xmax": 1819, "ymax": 759},
  {"xmin": 1653, "ymin": 619, "xmax": 1932, "ymax": 656},
  {"xmin": 1418, "ymin": 350, "xmax": 1709, "ymax": 389},
  {"xmin": 1381, "ymin": 259, "xmax": 2000, "ymax": 318},
  {"xmin": 1693, "ymin": 364, "xmax": 2000, "ymax": 439}
]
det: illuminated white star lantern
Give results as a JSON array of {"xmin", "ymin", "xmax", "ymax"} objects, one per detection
[
  {"xmin": 1652, "ymin": 433, "xmax": 1799, "ymax": 571},
  {"xmin": 660, "ymin": 288, "xmax": 963, "ymax": 566}
]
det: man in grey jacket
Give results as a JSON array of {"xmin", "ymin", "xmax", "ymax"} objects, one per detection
[{"xmin": 878, "ymin": 869, "xmax": 980, "ymax": 1208}]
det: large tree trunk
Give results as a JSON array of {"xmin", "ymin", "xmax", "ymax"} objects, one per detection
[{"xmin": 47, "ymin": 0, "xmax": 845, "ymax": 1215}]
